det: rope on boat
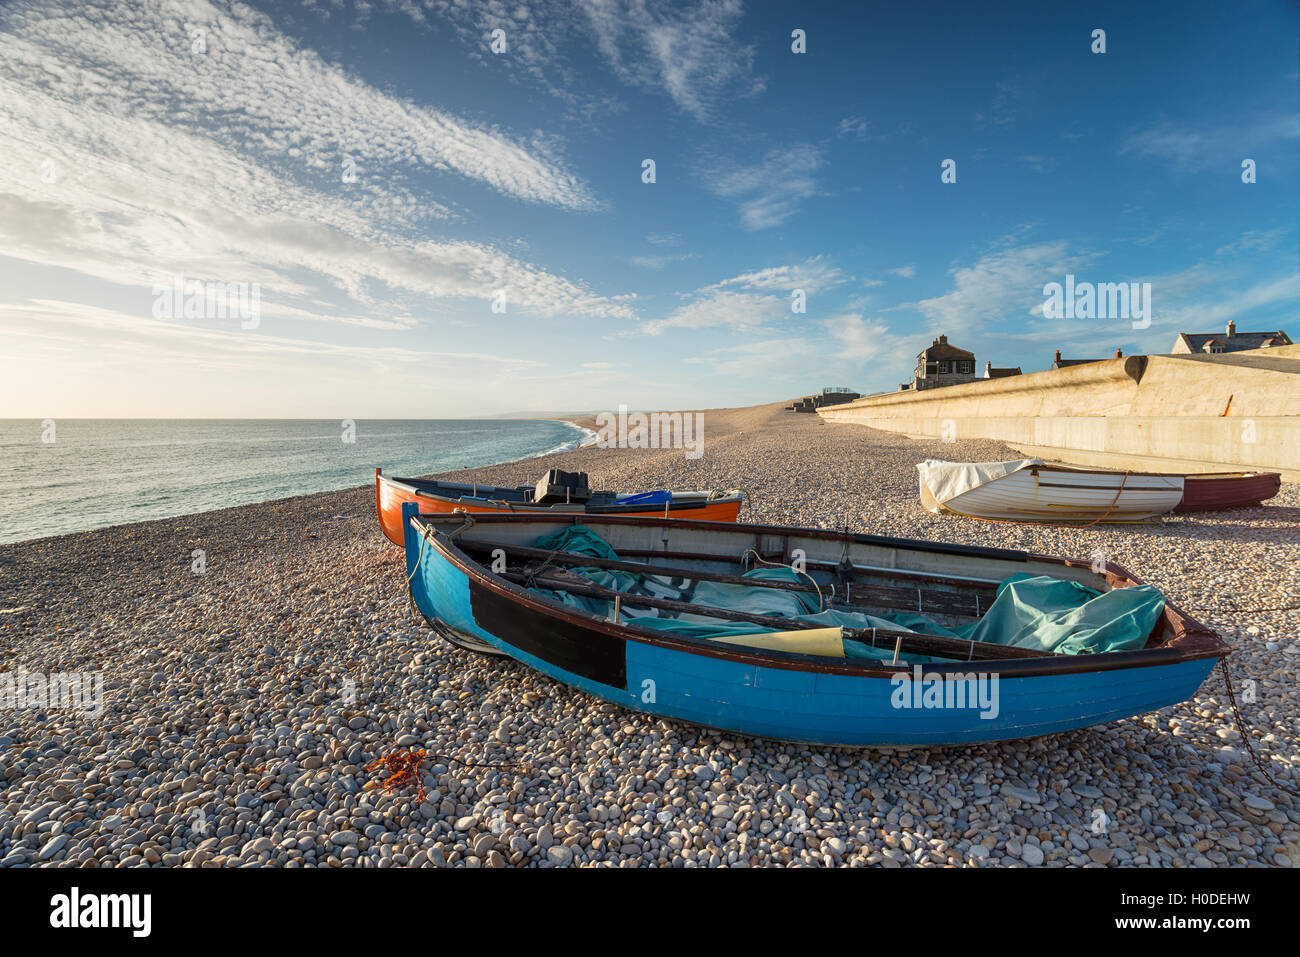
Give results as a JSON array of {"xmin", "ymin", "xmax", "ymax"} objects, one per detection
[
  {"xmin": 405, "ymin": 525, "xmax": 432, "ymax": 616},
  {"xmin": 740, "ymin": 547, "xmax": 825, "ymax": 612},
  {"xmin": 448, "ymin": 511, "xmax": 476, "ymax": 538},
  {"xmin": 1217, "ymin": 658, "xmax": 1300, "ymax": 800},
  {"xmin": 737, "ymin": 487, "xmax": 757, "ymax": 519},
  {"xmin": 946, "ymin": 470, "xmax": 1136, "ymax": 529}
]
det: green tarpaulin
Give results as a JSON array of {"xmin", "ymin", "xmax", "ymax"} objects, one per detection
[{"xmin": 527, "ymin": 526, "xmax": 1162, "ymax": 659}]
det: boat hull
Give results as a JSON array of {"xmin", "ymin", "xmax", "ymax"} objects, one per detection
[
  {"xmin": 376, "ymin": 469, "xmax": 742, "ymax": 546},
  {"xmin": 921, "ymin": 464, "xmax": 1184, "ymax": 523},
  {"xmin": 1175, "ymin": 472, "xmax": 1282, "ymax": 512},
  {"xmin": 402, "ymin": 510, "xmax": 1227, "ymax": 748}
]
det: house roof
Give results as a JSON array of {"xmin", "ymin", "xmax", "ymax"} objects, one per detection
[
  {"xmin": 1177, "ymin": 330, "xmax": 1291, "ymax": 353},
  {"xmin": 986, "ymin": 366, "xmax": 1022, "ymax": 378},
  {"xmin": 919, "ymin": 342, "xmax": 974, "ymax": 360}
]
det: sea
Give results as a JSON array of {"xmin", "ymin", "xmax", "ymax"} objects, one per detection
[{"xmin": 0, "ymin": 419, "xmax": 593, "ymax": 545}]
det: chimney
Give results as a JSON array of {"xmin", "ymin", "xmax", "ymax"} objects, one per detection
[
  {"xmin": 1115, "ymin": 348, "xmax": 1123, "ymax": 358},
  {"xmin": 1226, "ymin": 320, "xmax": 1236, "ymax": 338},
  {"xmin": 938, "ymin": 334, "xmax": 948, "ymax": 344},
  {"xmin": 1054, "ymin": 349, "xmax": 1062, "ymax": 364}
]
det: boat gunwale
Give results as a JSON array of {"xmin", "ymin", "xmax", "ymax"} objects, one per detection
[
  {"xmin": 379, "ymin": 470, "xmax": 743, "ymax": 511},
  {"xmin": 409, "ymin": 513, "xmax": 1231, "ymax": 681}
]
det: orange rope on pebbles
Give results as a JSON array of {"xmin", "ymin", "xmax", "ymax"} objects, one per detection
[
  {"xmin": 365, "ymin": 747, "xmax": 534, "ymax": 804},
  {"xmin": 366, "ymin": 748, "xmax": 429, "ymax": 805}
]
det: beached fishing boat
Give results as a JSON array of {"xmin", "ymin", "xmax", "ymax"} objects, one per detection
[
  {"xmin": 1175, "ymin": 471, "xmax": 1281, "ymax": 512},
  {"xmin": 376, "ymin": 468, "xmax": 743, "ymax": 546},
  {"xmin": 917, "ymin": 459, "xmax": 1184, "ymax": 524},
  {"xmin": 399, "ymin": 505, "xmax": 1228, "ymax": 747}
]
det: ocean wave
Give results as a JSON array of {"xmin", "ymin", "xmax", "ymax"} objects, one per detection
[{"xmin": 530, "ymin": 420, "xmax": 598, "ymax": 458}]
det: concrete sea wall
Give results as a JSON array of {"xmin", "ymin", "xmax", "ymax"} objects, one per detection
[{"xmin": 819, "ymin": 347, "xmax": 1300, "ymax": 480}]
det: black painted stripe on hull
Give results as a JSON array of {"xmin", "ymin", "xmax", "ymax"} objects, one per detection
[{"xmin": 466, "ymin": 575, "xmax": 627, "ymax": 689}]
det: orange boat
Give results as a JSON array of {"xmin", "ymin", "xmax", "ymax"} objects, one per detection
[{"xmin": 375, "ymin": 468, "xmax": 744, "ymax": 546}]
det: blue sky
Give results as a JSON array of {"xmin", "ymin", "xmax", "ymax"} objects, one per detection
[{"xmin": 1, "ymin": 0, "xmax": 1296, "ymax": 417}]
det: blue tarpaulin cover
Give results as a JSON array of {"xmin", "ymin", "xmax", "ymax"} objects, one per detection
[
  {"xmin": 611, "ymin": 490, "xmax": 674, "ymax": 505},
  {"xmin": 527, "ymin": 527, "xmax": 1162, "ymax": 659}
]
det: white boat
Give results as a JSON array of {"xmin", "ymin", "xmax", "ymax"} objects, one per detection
[{"xmin": 917, "ymin": 459, "xmax": 1184, "ymax": 524}]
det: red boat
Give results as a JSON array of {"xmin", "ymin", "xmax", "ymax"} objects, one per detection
[
  {"xmin": 1175, "ymin": 472, "xmax": 1282, "ymax": 512},
  {"xmin": 376, "ymin": 468, "xmax": 744, "ymax": 546}
]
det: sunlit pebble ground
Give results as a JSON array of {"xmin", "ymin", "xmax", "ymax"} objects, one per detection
[{"xmin": 1, "ymin": 402, "xmax": 1296, "ymax": 868}]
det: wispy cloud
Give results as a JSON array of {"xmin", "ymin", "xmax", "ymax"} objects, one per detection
[
  {"xmin": 703, "ymin": 257, "xmax": 845, "ymax": 295},
  {"xmin": 837, "ymin": 116, "xmax": 868, "ymax": 139},
  {"xmin": 824, "ymin": 313, "xmax": 913, "ymax": 365},
  {"xmin": 906, "ymin": 235, "xmax": 1099, "ymax": 337},
  {"xmin": 642, "ymin": 289, "xmax": 784, "ymax": 336},
  {"xmin": 579, "ymin": 0, "xmax": 764, "ymax": 120},
  {"xmin": 625, "ymin": 252, "xmax": 693, "ymax": 270},
  {"xmin": 975, "ymin": 80, "xmax": 1023, "ymax": 127},
  {"xmin": 410, "ymin": 0, "xmax": 763, "ymax": 122},
  {"xmin": 0, "ymin": 0, "xmax": 637, "ymax": 324},
  {"xmin": 1120, "ymin": 112, "xmax": 1300, "ymax": 173},
  {"xmin": 1215, "ymin": 226, "xmax": 1290, "ymax": 256},
  {"xmin": 701, "ymin": 144, "xmax": 824, "ymax": 230},
  {"xmin": 642, "ymin": 257, "xmax": 845, "ymax": 335}
]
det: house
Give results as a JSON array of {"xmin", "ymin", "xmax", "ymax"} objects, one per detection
[
  {"xmin": 1170, "ymin": 321, "xmax": 1292, "ymax": 355},
  {"xmin": 1052, "ymin": 348, "xmax": 1123, "ymax": 370},
  {"xmin": 983, "ymin": 360, "xmax": 1021, "ymax": 379},
  {"xmin": 899, "ymin": 335, "xmax": 977, "ymax": 391}
]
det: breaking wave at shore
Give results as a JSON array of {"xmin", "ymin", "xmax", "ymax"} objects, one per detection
[{"xmin": 530, "ymin": 420, "xmax": 599, "ymax": 458}]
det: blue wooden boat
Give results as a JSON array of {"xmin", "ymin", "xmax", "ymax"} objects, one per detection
[{"xmin": 400, "ymin": 503, "xmax": 1229, "ymax": 748}]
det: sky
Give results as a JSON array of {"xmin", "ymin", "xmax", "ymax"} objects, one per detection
[{"xmin": 0, "ymin": 0, "xmax": 1296, "ymax": 418}]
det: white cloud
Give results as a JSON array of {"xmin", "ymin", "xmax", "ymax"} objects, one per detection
[
  {"xmin": 889, "ymin": 264, "xmax": 916, "ymax": 279},
  {"xmin": 411, "ymin": 0, "xmax": 763, "ymax": 122},
  {"xmin": 626, "ymin": 253, "xmax": 693, "ymax": 270},
  {"xmin": 640, "ymin": 257, "xmax": 845, "ymax": 335},
  {"xmin": 837, "ymin": 116, "xmax": 868, "ymax": 139},
  {"xmin": 702, "ymin": 144, "xmax": 824, "ymax": 230},
  {"xmin": 1120, "ymin": 112, "xmax": 1300, "ymax": 173},
  {"xmin": 907, "ymin": 237, "xmax": 1099, "ymax": 338},
  {"xmin": 578, "ymin": 0, "xmax": 764, "ymax": 120},
  {"xmin": 705, "ymin": 257, "xmax": 845, "ymax": 295},
  {"xmin": 0, "ymin": 0, "xmax": 638, "ymax": 324},
  {"xmin": 824, "ymin": 313, "xmax": 912, "ymax": 364},
  {"xmin": 5, "ymin": 0, "xmax": 597, "ymax": 210},
  {"xmin": 1215, "ymin": 227, "xmax": 1290, "ymax": 256},
  {"xmin": 642, "ymin": 289, "xmax": 784, "ymax": 336}
]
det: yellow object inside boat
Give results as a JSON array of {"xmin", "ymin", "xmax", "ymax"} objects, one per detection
[{"xmin": 709, "ymin": 627, "xmax": 845, "ymax": 658}]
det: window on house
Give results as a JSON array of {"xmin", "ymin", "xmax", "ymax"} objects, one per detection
[
  {"xmin": 959, "ymin": 360, "xmax": 973, "ymax": 374},
  {"xmin": 937, "ymin": 360, "xmax": 949, "ymax": 373}
]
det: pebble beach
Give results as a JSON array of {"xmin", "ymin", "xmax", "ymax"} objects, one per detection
[{"xmin": 1, "ymin": 402, "xmax": 1297, "ymax": 868}]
